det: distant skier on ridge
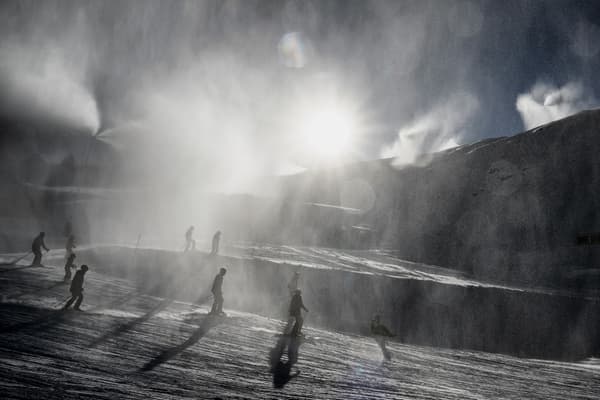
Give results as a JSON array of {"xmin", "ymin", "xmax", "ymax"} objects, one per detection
[
  {"xmin": 65, "ymin": 234, "xmax": 76, "ymax": 261},
  {"xmin": 370, "ymin": 314, "xmax": 395, "ymax": 361},
  {"xmin": 184, "ymin": 226, "xmax": 195, "ymax": 252},
  {"xmin": 209, "ymin": 267, "xmax": 227, "ymax": 316},
  {"xmin": 287, "ymin": 271, "xmax": 300, "ymax": 297},
  {"xmin": 211, "ymin": 230, "xmax": 221, "ymax": 255},
  {"xmin": 63, "ymin": 264, "xmax": 89, "ymax": 311},
  {"xmin": 31, "ymin": 232, "xmax": 50, "ymax": 266},
  {"xmin": 63, "ymin": 253, "xmax": 77, "ymax": 282}
]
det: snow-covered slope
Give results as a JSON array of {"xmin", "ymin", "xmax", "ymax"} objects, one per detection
[
  {"xmin": 1, "ymin": 257, "xmax": 599, "ymax": 399},
  {"xmin": 24, "ymin": 246, "xmax": 600, "ymax": 361}
]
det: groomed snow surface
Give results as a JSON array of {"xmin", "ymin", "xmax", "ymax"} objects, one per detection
[{"xmin": 1, "ymin": 251, "xmax": 599, "ymax": 399}]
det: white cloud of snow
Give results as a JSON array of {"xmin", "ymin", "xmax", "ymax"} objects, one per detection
[
  {"xmin": 381, "ymin": 91, "xmax": 479, "ymax": 166},
  {"xmin": 516, "ymin": 81, "xmax": 597, "ymax": 130}
]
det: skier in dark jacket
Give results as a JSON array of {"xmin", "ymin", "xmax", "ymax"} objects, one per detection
[
  {"xmin": 370, "ymin": 314, "xmax": 395, "ymax": 360},
  {"xmin": 209, "ymin": 267, "xmax": 227, "ymax": 315},
  {"xmin": 31, "ymin": 232, "xmax": 50, "ymax": 266},
  {"xmin": 63, "ymin": 265, "xmax": 88, "ymax": 311},
  {"xmin": 285, "ymin": 289, "xmax": 308, "ymax": 336},
  {"xmin": 63, "ymin": 253, "xmax": 77, "ymax": 282}
]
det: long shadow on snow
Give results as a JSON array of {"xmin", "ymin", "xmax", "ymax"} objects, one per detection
[
  {"xmin": 269, "ymin": 335, "xmax": 303, "ymax": 389},
  {"xmin": 6, "ymin": 281, "xmax": 66, "ymax": 300},
  {"xmin": 140, "ymin": 314, "xmax": 223, "ymax": 372},
  {"xmin": 0, "ymin": 291, "xmax": 146, "ymax": 334},
  {"xmin": 90, "ymin": 297, "xmax": 173, "ymax": 347},
  {"xmin": 0, "ymin": 264, "xmax": 43, "ymax": 273}
]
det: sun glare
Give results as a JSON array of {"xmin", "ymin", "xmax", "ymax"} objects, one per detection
[{"xmin": 295, "ymin": 102, "xmax": 358, "ymax": 162}]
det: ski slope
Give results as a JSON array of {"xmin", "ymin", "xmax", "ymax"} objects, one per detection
[{"xmin": 1, "ymin": 256, "xmax": 599, "ymax": 399}]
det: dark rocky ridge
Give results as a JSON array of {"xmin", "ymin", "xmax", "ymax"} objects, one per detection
[{"xmin": 278, "ymin": 109, "xmax": 600, "ymax": 287}]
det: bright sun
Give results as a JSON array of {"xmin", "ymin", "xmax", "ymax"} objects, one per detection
[{"xmin": 295, "ymin": 102, "xmax": 358, "ymax": 162}]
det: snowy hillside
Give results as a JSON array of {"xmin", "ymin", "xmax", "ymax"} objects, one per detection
[
  {"xmin": 278, "ymin": 109, "xmax": 600, "ymax": 286},
  {"xmin": 1, "ymin": 253, "xmax": 599, "ymax": 399}
]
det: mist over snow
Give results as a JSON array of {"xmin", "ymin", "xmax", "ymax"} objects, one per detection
[{"xmin": 516, "ymin": 81, "xmax": 598, "ymax": 130}]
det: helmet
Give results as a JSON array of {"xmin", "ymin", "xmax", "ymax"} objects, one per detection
[{"xmin": 81, "ymin": 265, "xmax": 89, "ymax": 272}]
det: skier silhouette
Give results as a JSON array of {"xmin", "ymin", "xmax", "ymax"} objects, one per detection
[
  {"xmin": 63, "ymin": 265, "xmax": 88, "ymax": 311},
  {"xmin": 209, "ymin": 267, "xmax": 227, "ymax": 315},
  {"xmin": 211, "ymin": 230, "xmax": 221, "ymax": 255},
  {"xmin": 371, "ymin": 315, "xmax": 395, "ymax": 360},
  {"xmin": 65, "ymin": 234, "xmax": 76, "ymax": 261},
  {"xmin": 31, "ymin": 232, "xmax": 50, "ymax": 266},
  {"xmin": 184, "ymin": 226, "xmax": 195, "ymax": 252},
  {"xmin": 285, "ymin": 289, "xmax": 308, "ymax": 336},
  {"xmin": 63, "ymin": 253, "xmax": 76, "ymax": 282}
]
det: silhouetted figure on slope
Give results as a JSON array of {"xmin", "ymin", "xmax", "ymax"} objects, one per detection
[
  {"xmin": 371, "ymin": 315, "xmax": 395, "ymax": 361},
  {"xmin": 31, "ymin": 232, "xmax": 50, "ymax": 266},
  {"xmin": 211, "ymin": 230, "xmax": 221, "ymax": 255},
  {"xmin": 209, "ymin": 267, "xmax": 227, "ymax": 316},
  {"xmin": 64, "ymin": 253, "xmax": 77, "ymax": 282},
  {"xmin": 285, "ymin": 289, "xmax": 308, "ymax": 336},
  {"xmin": 65, "ymin": 234, "xmax": 76, "ymax": 261},
  {"xmin": 184, "ymin": 226, "xmax": 195, "ymax": 252},
  {"xmin": 63, "ymin": 265, "xmax": 88, "ymax": 311}
]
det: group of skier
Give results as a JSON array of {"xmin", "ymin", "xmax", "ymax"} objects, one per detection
[
  {"xmin": 26, "ymin": 226, "xmax": 395, "ymax": 359},
  {"xmin": 30, "ymin": 230, "xmax": 89, "ymax": 311},
  {"xmin": 184, "ymin": 227, "xmax": 221, "ymax": 256}
]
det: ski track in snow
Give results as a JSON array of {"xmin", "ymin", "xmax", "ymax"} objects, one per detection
[{"xmin": 0, "ymin": 258, "xmax": 599, "ymax": 399}]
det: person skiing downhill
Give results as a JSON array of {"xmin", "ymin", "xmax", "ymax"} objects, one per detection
[
  {"xmin": 63, "ymin": 253, "xmax": 77, "ymax": 282},
  {"xmin": 285, "ymin": 289, "xmax": 308, "ymax": 336},
  {"xmin": 211, "ymin": 230, "xmax": 221, "ymax": 255},
  {"xmin": 184, "ymin": 226, "xmax": 195, "ymax": 252},
  {"xmin": 63, "ymin": 265, "xmax": 88, "ymax": 311},
  {"xmin": 31, "ymin": 232, "xmax": 50, "ymax": 266},
  {"xmin": 209, "ymin": 267, "xmax": 227, "ymax": 316},
  {"xmin": 370, "ymin": 315, "xmax": 395, "ymax": 361}
]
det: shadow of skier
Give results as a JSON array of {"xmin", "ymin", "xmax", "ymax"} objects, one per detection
[
  {"xmin": 6, "ymin": 281, "xmax": 66, "ymax": 300},
  {"xmin": 0, "ymin": 291, "xmax": 147, "ymax": 334},
  {"xmin": 90, "ymin": 297, "xmax": 173, "ymax": 347},
  {"xmin": 268, "ymin": 335, "xmax": 303, "ymax": 388},
  {"xmin": 140, "ymin": 315, "xmax": 223, "ymax": 372}
]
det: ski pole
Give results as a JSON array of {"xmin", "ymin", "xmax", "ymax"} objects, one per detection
[{"xmin": 10, "ymin": 251, "xmax": 32, "ymax": 265}]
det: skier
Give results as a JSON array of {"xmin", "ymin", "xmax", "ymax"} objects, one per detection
[
  {"xmin": 65, "ymin": 234, "xmax": 76, "ymax": 261},
  {"xmin": 287, "ymin": 271, "xmax": 300, "ymax": 297},
  {"xmin": 184, "ymin": 226, "xmax": 195, "ymax": 252},
  {"xmin": 211, "ymin": 230, "xmax": 221, "ymax": 255},
  {"xmin": 31, "ymin": 232, "xmax": 50, "ymax": 266},
  {"xmin": 285, "ymin": 289, "xmax": 308, "ymax": 336},
  {"xmin": 63, "ymin": 253, "xmax": 77, "ymax": 282},
  {"xmin": 63, "ymin": 264, "xmax": 88, "ymax": 311},
  {"xmin": 370, "ymin": 314, "xmax": 395, "ymax": 360},
  {"xmin": 209, "ymin": 267, "xmax": 227, "ymax": 316}
]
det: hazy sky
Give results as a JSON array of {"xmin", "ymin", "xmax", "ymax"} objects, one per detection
[{"xmin": 1, "ymin": 0, "xmax": 599, "ymax": 184}]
